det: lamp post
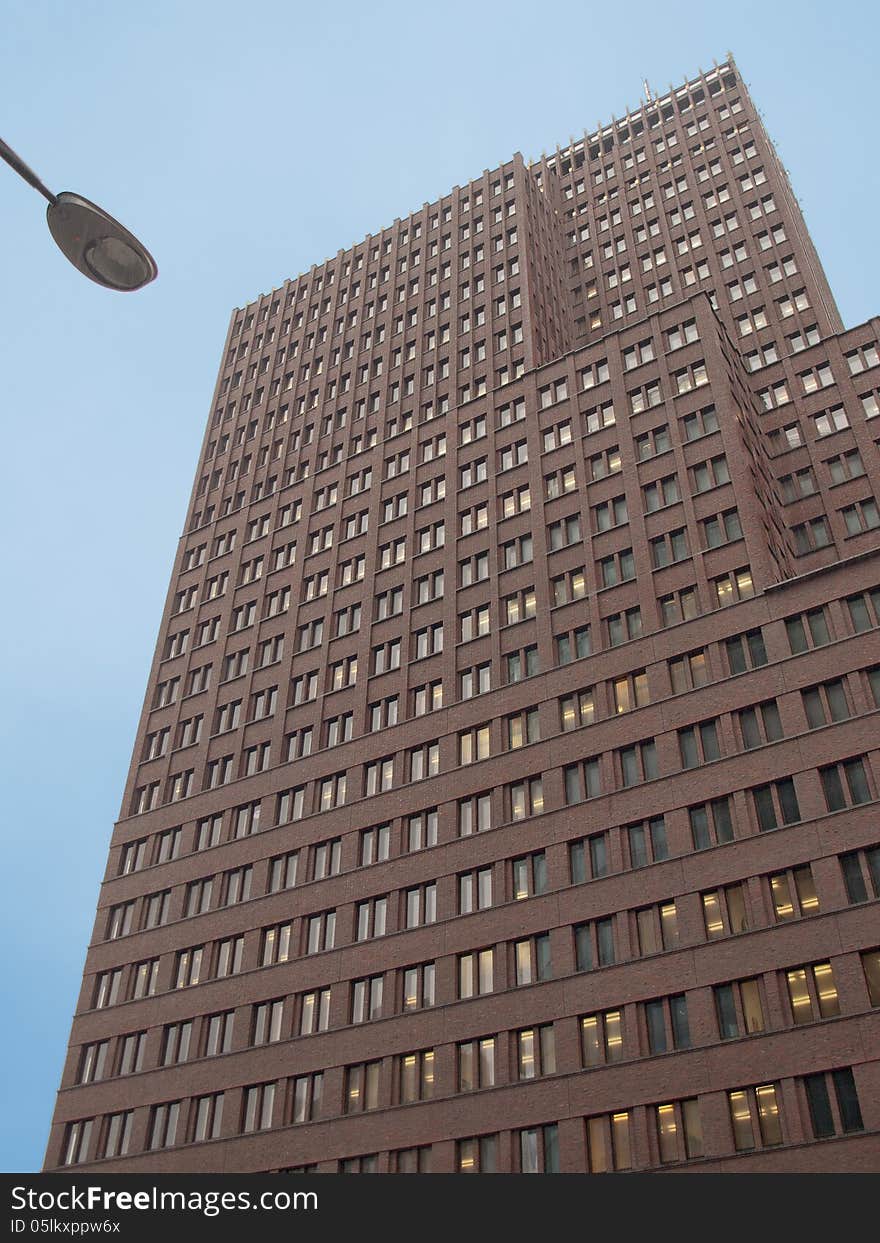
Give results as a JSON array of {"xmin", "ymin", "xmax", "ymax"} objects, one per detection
[{"xmin": 0, "ymin": 136, "xmax": 157, "ymax": 292}]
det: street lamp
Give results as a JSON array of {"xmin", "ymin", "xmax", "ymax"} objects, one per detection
[{"xmin": 0, "ymin": 135, "xmax": 157, "ymax": 292}]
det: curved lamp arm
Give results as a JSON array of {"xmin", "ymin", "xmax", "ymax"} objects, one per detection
[{"xmin": 0, "ymin": 135, "xmax": 57, "ymax": 204}]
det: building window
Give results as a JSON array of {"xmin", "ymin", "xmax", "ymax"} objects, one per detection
[
  {"xmin": 78, "ymin": 1041, "xmax": 110, "ymax": 1084},
  {"xmin": 504, "ymin": 587, "xmax": 537, "ymax": 624},
  {"xmin": 351, "ymin": 976, "xmax": 382, "ymax": 1025},
  {"xmin": 412, "ymin": 680, "xmax": 443, "ymax": 715},
  {"xmin": 668, "ymin": 649, "xmax": 708, "ymax": 692},
  {"xmin": 345, "ymin": 1062, "xmax": 381, "ymax": 1114},
  {"xmin": 860, "ymin": 949, "xmax": 880, "ymax": 1006},
  {"xmin": 702, "ymin": 882, "xmax": 749, "ymax": 939},
  {"xmin": 563, "ymin": 757, "xmax": 600, "ymax": 804},
  {"xmin": 635, "ymin": 901, "xmax": 679, "ymax": 954},
  {"xmin": 405, "ymin": 882, "xmax": 437, "ymax": 928},
  {"xmin": 106, "ymin": 902, "xmax": 134, "ymax": 941},
  {"xmin": 792, "ymin": 516, "xmax": 832, "ymax": 554},
  {"xmin": 214, "ymin": 939, "xmax": 243, "ymax": 979},
  {"xmin": 738, "ymin": 700, "xmax": 783, "ymax": 749},
  {"xmin": 689, "ymin": 796, "xmax": 734, "ymax": 849},
  {"xmin": 801, "ymin": 679, "xmax": 849, "ymax": 728},
  {"xmin": 119, "ymin": 838, "xmax": 148, "ymax": 875},
  {"xmin": 364, "ymin": 757, "xmax": 394, "ymax": 796},
  {"xmin": 512, "ymin": 850, "xmax": 547, "ymax": 900},
  {"xmin": 130, "ymin": 959, "xmax": 159, "ymax": 1000},
  {"xmin": 456, "ymin": 1135, "xmax": 498, "ymax": 1173},
  {"xmin": 355, "ymin": 896, "xmax": 388, "ymax": 941},
  {"xmin": 752, "ymin": 778, "xmax": 801, "ymax": 830},
  {"xmin": 509, "ymin": 775, "xmax": 544, "ymax": 819},
  {"xmin": 458, "ymin": 792, "xmax": 491, "ymax": 835},
  {"xmin": 574, "ymin": 917, "xmax": 615, "ymax": 971},
  {"xmin": 506, "ymin": 709, "xmax": 540, "ymax": 750},
  {"xmin": 458, "ymin": 1037, "xmax": 496, "ymax": 1091},
  {"xmin": 108, "ymin": 1025, "xmax": 137, "ymax": 1072},
  {"xmin": 785, "ymin": 608, "xmax": 830, "ymax": 653},
  {"xmin": 643, "ymin": 475, "xmax": 680, "ymax": 513},
  {"xmin": 407, "ymin": 809, "xmax": 438, "ymax": 852},
  {"xmin": 174, "ymin": 946, "xmax": 203, "ymax": 989},
  {"xmin": 594, "ymin": 495, "xmax": 628, "ymax": 531},
  {"xmin": 618, "ymin": 738, "xmax": 657, "ymax": 786},
  {"xmin": 547, "ymin": 513, "xmax": 581, "ymax": 550},
  {"xmin": 514, "ymin": 933, "xmax": 552, "ymax": 985},
  {"xmin": 220, "ymin": 866, "xmax": 252, "ymax": 906},
  {"xmin": 360, "ymin": 824, "xmax": 391, "ymax": 866},
  {"xmin": 552, "ymin": 566, "xmax": 587, "ymax": 605},
  {"xmin": 394, "ymin": 1147, "xmax": 432, "ymax": 1174},
  {"xmin": 305, "ymin": 911, "xmax": 336, "ymax": 954},
  {"xmin": 846, "ymin": 589, "xmax": 880, "ymax": 633},
  {"xmin": 714, "ymin": 978, "xmax": 766, "ymax": 1039},
  {"xmin": 518, "ymin": 1123, "xmax": 559, "ymax": 1173},
  {"xmin": 606, "ymin": 607, "xmax": 642, "ymax": 646},
  {"xmin": 261, "ymin": 923, "xmax": 292, "ymax": 966},
  {"xmin": 409, "ymin": 742, "xmax": 440, "ymax": 781},
  {"xmin": 581, "ymin": 1009, "xmax": 623, "ymax": 1066},
  {"xmin": 634, "ymin": 426, "xmax": 669, "ymax": 460},
  {"xmin": 569, "ymin": 833, "xmax": 609, "ymax": 883},
  {"xmin": 560, "ymin": 688, "xmax": 596, "ymax": 730},
  {"xmin": 399, "ymin": 1050, "xmax": 434, "ymax": 1103},
  {"xmin": 654, "ymin": 1099, "xmax": 703, "ymax": 1164},
  {"xmin": 458, "ymin": 948, "xmax": 494, "ymax": 998},
  {"xmin": 784, "ymin": 961, "xmax": 840, "ymax": 1024},
  {"xmin": 402, "ymin": 961, "xmax": 435, "ymax": 1010},
  {"xmin": 517, "ymin": 1025, "xmax": 556, "ymax": 1079},
  {"xmin": 627, "ymin": 816, "xmax": 668, "ymax": 867},
  {"xmin": 659, "ymin": 586, "xmax": 699, "ymax": 626},
  {"xmin": 339, "ymin": 1154, "xmax": 378, "ymax": 1174},
  {"xmin": 820, "ymin": 757, "xmax": 871, "ymax": 811},
  {"xmin": 611, "ymin": 669, "xmax": 649, "ymax": 714},
  {"xmin": 251, "ymin": 994, "xmax": 285, "ymax": 1044},
  {"xmin": 693, "ymin": 455, "xmax": 733, "ymax": 494},
  {"xmin": 149, "ymin": 1101, "xmax": 182, "ymax": 1149},
  {"xmin": 62, "ymin": 1121, "xmax": 94, "ymax": 1166},
  {"xmin": 269, "ymin": 851, "xmax": 299, "ymax": 892},
  {"xmin": 643, "ymin": 993, "xmax": 691, "ymax": 1053},
  {"xmin": 556, "ymin": 626, "xmax": 591, "ymax": 663},
  {"xmin": 712, "ymin": 567, "xmax": 754, "ymax": 607},
  {"xmin": 678, "ymin": 720, "xmax": 720, "ymax": 768},
  {"xmin": 803, "ymin": 1068, "xmax": 864, "ymax": 1139},
  {"xmin": 728, "ymin": 1084, "xmax": 782, "ymax": 1150},
  {"xmin": 459, "ymin": 867, "xmax": 492, "ymax": 914},
  {"xmin": 769, "ymin": 864, "xmax": 819, "ymax": 922},
  {"xmin": 101, "ymin": 1111, "xmax": 135, "ymax": 1158},
  {"xmin": 299, "ymin": 988, "xmax": 331, "ymax": 1035},
  {"xmin": 290, "ymin": 1073, "xmax": 323, "ymax": 1124},
  {"xmin": 276, "ymin": 786, "xmax": 305, "ymax": 825},
  {"xmin": 459, "ymin": 724, "xmax": 491, "ymax": 765},
  {"xmin": 586, "ymin": 1112, "xmax": 632, "ymax": 1172},
  {"xmin": 839, "ymin": 846, "xmax": 880, "ymax": 904}
]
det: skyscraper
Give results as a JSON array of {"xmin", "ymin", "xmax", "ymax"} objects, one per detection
[{"xmin": 46, "ymin": 55, "xmax": 880, "ymax": 1173}]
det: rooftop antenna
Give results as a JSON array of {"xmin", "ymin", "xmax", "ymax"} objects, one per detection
[{"xmin": 643, "ymin": 78, "xmax": 653, "ymax": 102}]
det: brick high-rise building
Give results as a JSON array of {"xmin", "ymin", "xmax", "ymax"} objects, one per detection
[{"xmin": 46, "ymin": 55, "xmax": 880, "ymax": 1174}]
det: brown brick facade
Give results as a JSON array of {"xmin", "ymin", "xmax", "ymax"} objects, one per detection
[{"xmin": 45, "ymin": 56, "xmax": 880, "ymax": 1174}]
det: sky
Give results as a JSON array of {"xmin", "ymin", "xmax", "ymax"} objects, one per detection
[{"xmin": 1, "ymin": 0, "xmax": 877, "ymax": 1172}]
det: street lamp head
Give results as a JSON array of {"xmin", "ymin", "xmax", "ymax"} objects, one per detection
[
  {"xmin": 1, "ymin": 136, "xmax": 157, "ymax": 292},
  {"xmin": 46, "ymin": 191, "xmax": 158, "ymax": 292}
]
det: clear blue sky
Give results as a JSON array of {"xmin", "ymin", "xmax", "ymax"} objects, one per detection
[{"xmin": 1, "ymin": 0, "xmax": 877, "ymax": 1172}]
